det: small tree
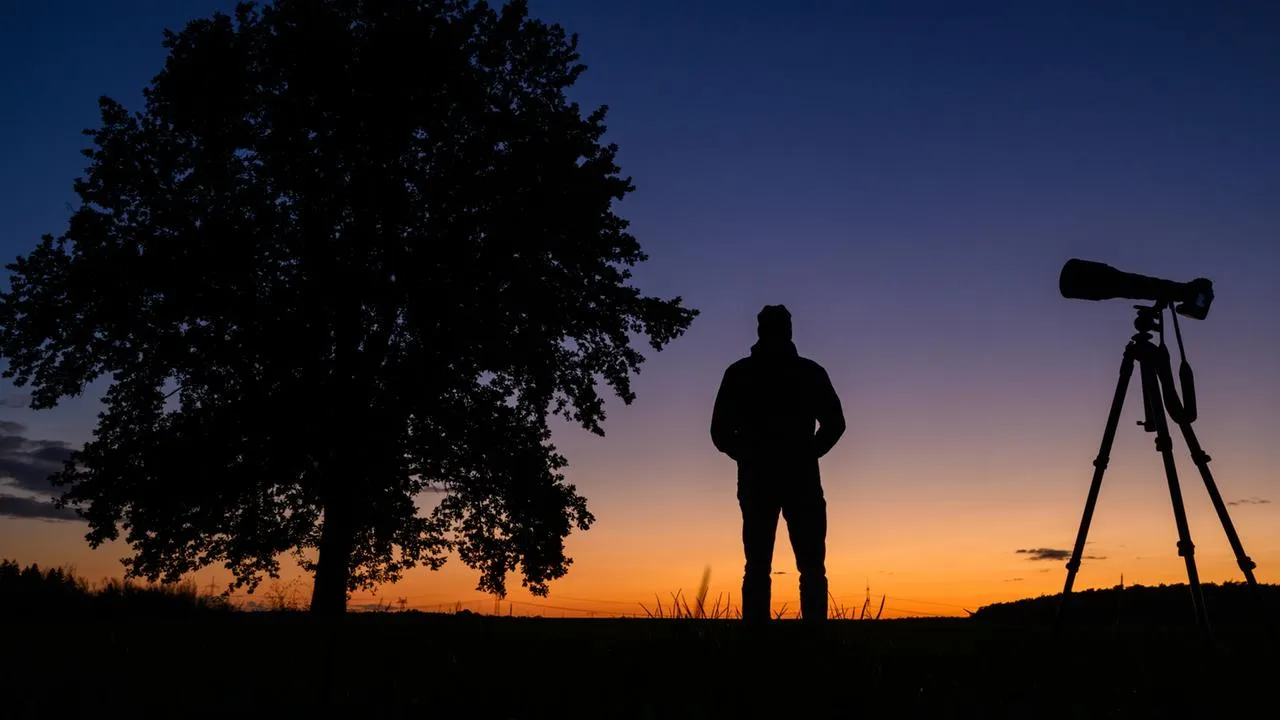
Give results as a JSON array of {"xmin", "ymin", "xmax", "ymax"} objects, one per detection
[{"xmin": 0, "ymin": 0, "xmax": 696, "ymax": 613}]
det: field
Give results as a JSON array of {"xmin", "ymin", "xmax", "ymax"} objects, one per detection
[{"xmin": 4, "ymin": 612, "xmax": 1275, "ymax": 719}]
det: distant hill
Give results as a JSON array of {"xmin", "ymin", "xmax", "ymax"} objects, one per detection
[{"xmin": 971, "ymin": 581, "xmax": 1280, "ymax": 625}]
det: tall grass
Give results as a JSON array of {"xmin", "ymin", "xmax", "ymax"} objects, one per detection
[
  {"xmin": 640, "ymin": 589, "xmax": 742, "ymax": 619},
  {"xmin": 259, "ymin": 576, "xmax": 310, "ymax": 611},
  {"xmin": 641, "ymin": 568, "xmax": 886, "ymax": 620}
]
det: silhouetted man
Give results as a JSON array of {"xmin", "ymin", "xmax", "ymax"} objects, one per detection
[{"xmin": 711, "ymin": 305, "xmax": 845, "ymax": 622}]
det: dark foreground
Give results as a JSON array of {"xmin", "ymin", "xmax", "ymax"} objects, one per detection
[{"xmin": 4, "ymin": 613, "xmax": 1276, "ymax": 719}]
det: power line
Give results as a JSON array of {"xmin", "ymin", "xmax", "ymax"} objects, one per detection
[
  {"xmin": 213, "ymin": 585, "xmax": 964, "ymax": 618},
  {"xmin": 880, "ymin": 605, "xmax": 946, "ymax": 617},
  {"xmin": 883, "ymin": 595, "xmax": 971, "ymax": 610},
  {"xmin": 542, "ymin": 594, "xmax": 649, "ymax": 606},
  {"xmin": 829, "ymin": 592, "xmax": 969, "ymax": 610}
]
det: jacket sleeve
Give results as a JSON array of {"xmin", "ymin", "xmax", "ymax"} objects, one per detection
[
  {"xmin": 710, "ymin": 366, "xmax": 742, "ymax": 460},
  {"xmin": 812, "ymin": 366, "xmax": 846, "ymax": 458}
]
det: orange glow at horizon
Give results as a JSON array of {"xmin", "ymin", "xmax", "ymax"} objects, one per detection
[{"xmin": 5, "ymin": 447, "xmax": 1277, "ymax": 620}]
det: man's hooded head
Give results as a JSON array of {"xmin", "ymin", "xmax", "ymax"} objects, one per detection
[{"xmin": 757, "ymin": 304, "xmax": 793, "ymax": 343}]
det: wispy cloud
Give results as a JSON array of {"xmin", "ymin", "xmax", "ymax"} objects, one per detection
[
  {"xmin": 0, "ymin": 393, "xmax": 32, "ymax": 409},
  {"xmin": 1227, "ymin": 497, "xmax": 1271, "ymax": 507},
  {"xmin": 0, "ymin": 421, "xmax": 75, "ymax": 494},
  {"xmin": 1016, "ymin": 548, "xmax": 1106, "ymax": 562},
  {"xmin": 0, "ymin": 422, "xmax": 81, "ymax": 522},
  {"xmin": 0, "ymin": 494, "xmax": 81, "ymax": 522},
  {"xmin": 1016, "ymin": 548, "xmax": 1070, "ymax": 561}
]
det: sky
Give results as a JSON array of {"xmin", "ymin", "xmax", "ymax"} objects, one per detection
[{"xmin": 2, "ymin": 0, "xmax": 1279, "ymax": 618}]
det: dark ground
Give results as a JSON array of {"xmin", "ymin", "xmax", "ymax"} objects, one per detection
[{"xmin": 3, "ymin": 612, "xmax": 1276, "ymax": 719}]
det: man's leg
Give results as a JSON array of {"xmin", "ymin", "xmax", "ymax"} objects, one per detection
[
  {"xmin": 738, "ymin": 483, "xmax": 781, "ymax": 622},
  {"xmin": 783, "ymin": 481, "xmax": 828, "ymax": 622}
]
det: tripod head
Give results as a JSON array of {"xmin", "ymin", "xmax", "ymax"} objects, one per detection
[
  {"xmin": 1132, "ymin": 302, "xmax": 1168, "ymax": 338},
  {"xmin": 1127, "ymin": 300, "xmax": 1199, "ymax": 427}
]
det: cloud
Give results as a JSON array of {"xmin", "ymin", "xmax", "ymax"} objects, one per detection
[
  {"xmin": 1016, "ymin": 548, "xmax": 1071, "ymax": 561},
  {"xmin": 1005, "ymin": 578, "xmax": 1024, "ymax": 582},
  {"xmin": 0, "ymin": 421, "xmax": 75, "ymax": 493},
  {"xmin": 0, "ymin": 494, "xmax": 81, "ymax": 522},
  {"xmin": 1016, "ymin": 548, "xmax": 1105, "ymax": 562},
  {"xmin": 0, "ymin": 394, "xmax": 32, "ymax": 409},
  {"xmin": 772, "ymin": 571, "xmax": 787, "ymax": 575},
  {"xmin": 1227, "ymin": 497, "xmax": 1271, "ymax": 506}
]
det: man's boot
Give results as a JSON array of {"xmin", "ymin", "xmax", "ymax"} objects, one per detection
[
  {"xmin": 799, "ymin": 574, "xmax": 828, "ymax": 621},
  {"xmin": 742, "ymin": 573, "xmax": 771, "ymax": 622}
]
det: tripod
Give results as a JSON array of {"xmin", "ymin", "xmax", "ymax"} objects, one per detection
[{"xmin": 1056, "ymin": 302, "xmax": 1259, "ymax": 633}]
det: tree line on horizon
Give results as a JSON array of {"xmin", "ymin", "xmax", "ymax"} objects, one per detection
[{"xmin": 971, "ymin": 580, "xmax": 1278, "ymax": 625}]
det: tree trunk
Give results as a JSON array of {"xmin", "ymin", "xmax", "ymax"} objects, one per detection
[
  {"xmin": 311, "ymin": 293, "xmax": 367, "ymax": 615},
  {"xmin": 310, "ymin": 498, "xmax": 355, "ymax": 614}
]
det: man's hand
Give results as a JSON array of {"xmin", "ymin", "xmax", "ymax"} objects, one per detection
[{"xmin": 812, "ymin": 367, "xmax": 846, "ymax": 458}]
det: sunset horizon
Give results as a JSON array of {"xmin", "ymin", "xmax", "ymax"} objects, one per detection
[{"xmin": 6, "ymin": 388, "xmax": 1277, "ymax": 619}]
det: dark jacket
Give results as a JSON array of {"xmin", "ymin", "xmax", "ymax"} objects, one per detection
[{"xmin": 710, "ymin": 339, "xmax": 845, "ymax": 471}]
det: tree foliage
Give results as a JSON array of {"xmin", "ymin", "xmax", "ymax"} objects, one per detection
[{"xmin": 0, "ymin": 0, "xmax": 696, "ymax": 612}]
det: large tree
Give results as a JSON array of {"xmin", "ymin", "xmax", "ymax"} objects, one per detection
[{"xmin": 0, "ymin": 0, "xmax": 696, "ymax": 613}]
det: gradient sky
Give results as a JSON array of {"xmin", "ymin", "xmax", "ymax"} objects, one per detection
[{"xmin": 2, "ymin": 0, "xmax": 1279, "ymax": 618}]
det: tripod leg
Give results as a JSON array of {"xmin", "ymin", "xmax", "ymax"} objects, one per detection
[
  {"xmin": 1142, "ymin": 356, "xmax": 1211, "ymax": 634},
  {"xmin": 1057, "ymin": 343, "xmax": 1136, "ymax": 629},
  {"xmin": 1172, "ymin": 420, "xmax": 1260, "ymax": 588}
]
